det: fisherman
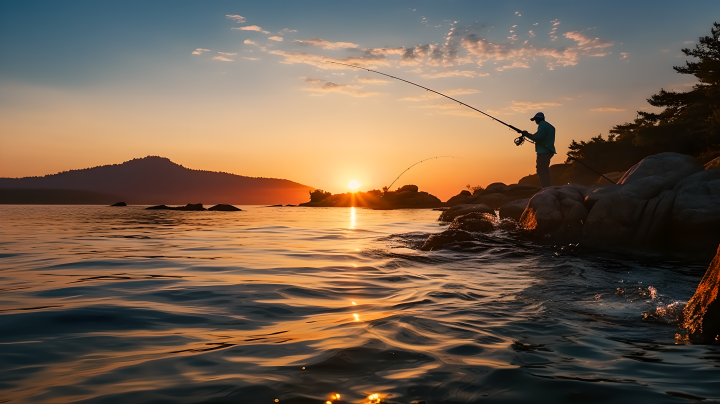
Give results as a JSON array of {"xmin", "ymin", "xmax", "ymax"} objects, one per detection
[{"xmin": 521, "ymin": 112, "xmax": 556, "ymax": 188}]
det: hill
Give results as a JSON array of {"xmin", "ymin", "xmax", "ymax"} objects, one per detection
[{"xmin": 0, "ymin": 156, "xmax": 314, "ymax": 205}]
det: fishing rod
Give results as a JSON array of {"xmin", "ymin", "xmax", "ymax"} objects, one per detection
[
  {"xmin": 384, "ymin": 156, "xmax": 456, "ymax": 195},
  {"xmin": 326, "ymin": 61, "xmax": 617, "ymax": 185}
]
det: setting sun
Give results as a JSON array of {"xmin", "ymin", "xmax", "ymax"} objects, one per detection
[{"xmin": 348, "ymin": 180, "xmax": 361, "ymax": 190}]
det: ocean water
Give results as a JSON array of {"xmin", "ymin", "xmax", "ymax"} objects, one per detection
[{"xmin": 0, "ymin": 205, "xmax": 718, "ymax": 404}]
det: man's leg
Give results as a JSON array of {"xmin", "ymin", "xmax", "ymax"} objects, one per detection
[{"xmin": 536, "ymin": 153, "xmax": 553, "ymax": 188}]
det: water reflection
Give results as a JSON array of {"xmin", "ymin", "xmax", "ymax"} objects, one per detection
[{"xmin": 349, "ymin": 206, "xmax": 356, "ymax": 229}]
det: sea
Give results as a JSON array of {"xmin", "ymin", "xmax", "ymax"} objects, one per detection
[{"xmin": 1, "ymin": 205, "xmax": 718, "ymax": 404}]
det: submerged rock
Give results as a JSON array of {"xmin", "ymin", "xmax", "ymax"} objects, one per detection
[
  {"xmin": 448, "ymin": 212, "xmax": 496, "ymax": 233},
  {"xmin": 110, "ymin": 202, "xmax": 127, "ymax": 206},
  {"xmin": 208, "ymin": 204, "xmax": 242, "ymax": 211},
  {"xmin": 420, "ymin": 229, "xmax": 475, "ymax": 251},
  {"xmin": 683, "ymin": 245, "xmax": 720, "ymax": 342},
  {"xmin": 439, "ymin": 204, "xmax": 494, "ymax": 222},
  {"xmin": 146, "ymin": 203, "xmax": 206, "ymax": 211},
  {"xmin": 519, "ymin": 185, "xmax": 587, "ymax": 243}
]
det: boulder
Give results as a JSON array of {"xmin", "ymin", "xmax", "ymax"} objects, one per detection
[
  {"xmin": 519, "ymin": 185, "xmax": 587, "ymax": 242},
  {"xmin": 584, "ymin": 152, "xmax": 703, "ymax": 246},
  {"xmin": 499, "ymin": 198, "xmax": 530, "ymax": 221},
  {"xmin": 484, "ymin": 182, "xmax": 510, "ymax": 193},
  {"xmin": 438, "ymin": 204, "xmax": 494, "ymax": 222},
  {"xmin": 683, "ymin": 245, "xmax": 720, "ymax": 342},
  {"xmin": 582, "ymin": 184, "xmax": 620, "ymax": 211},
  {"xmin": 397, "ymin": 184, "xmax": 419, "ymax": 193},
  {"xmin": 445, "ymin": 190, "xmax": 472, "ymax": 205},
  {"xmin": 146, "ymin": 203, "xmax": 206, "ymax": 211},
  {"xmin": 448, "ymin": 212, "xmax": 496, "ymax": 233},
  {"xmin": 670, "ymin": 169, "xmax": 720, "ymax": 255},
  {"xmin": 595, "ymin": 171, "xmax": 625, "ymax": 186},
  {"xmin": 110, "ymin": 202, "xmax": 127, "ymax": 207},
  {"xmin": 420, "ymin": 229, "xmax": 475, "ymax": 251},
  {"xmin": 146, "ymin": 204, "xmax": 171, "ymax": 210},
  {"xmin": 518, "ymin": 163, "xmax": 571, "ymax": 187},
  {"xmin": 208, "ymin": 204, "xmax": 242, "ymax": 211},
  {"xmin": 471, "ymin": 193, "xmax": 511, "ymax": 210}
]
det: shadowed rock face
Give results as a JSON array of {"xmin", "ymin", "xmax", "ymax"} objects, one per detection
[
  {"xmin": 439, "ymin": 204, "xmax": 494, "ymax": 222},
  {"xmin": 519, "ymin": 185, "xmax": 588, "ymax": 243},
  {"xmin": 448, "ymin": 212, "xmax": 496, "ymax": 233},
  {"xmin": 420, "ymin": 229, "xmax": 475, "ymax": 251},
  {"xmin": 499, "ymin": 198, "xmax": 530, "ymax": 221},
  {"xmin": 110, "ymin": 202, "xmax": 127, "ymax": 206},
  {"xmin": 671, "ymin": 169, "xmax": 720, "ymax": 253},
  {"xmin": 683, "ymin": 245, "xmax": 720, "ymax": 342},
  {"xmin": 445, "ymin": 184, "xmax": 539, "ymax": 210}
]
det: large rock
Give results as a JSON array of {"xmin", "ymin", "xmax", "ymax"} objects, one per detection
[
  {"xmin": 595, "ymin": 171, "xmax": 625, "ymax": 186},
  {"xmin": 445, "ymin": 190, "xmax": 472, "ymax": 205},
  {"xmin": 438, "ymin": 204, "xmax": 494, "ymax": 222},
  {"xmin": 518, "ymin": 163, "xmax": 571, "ymax": 187},
  {"xmin": 518, "ymin": 185, "xmax": 587, "ymax": 242},
  {"xmin": 584, "ymin": 152, "xmax": 703, "ymax": 246},
  {"xmin": 683, "ymin": 245, "xmax": 720, "ymax": 342},
  {"xmin": 446, "ymin": 183, "xmax": 539, "ymax": 209},
  {"xmin": 146, "ymin": 203, "xmax": 206, "ymax": 211},
  {"xmin": 420, "ymin": 229, "xmax": 475, "ymax": 251},
  {"xmin": 499, "ymin": 198, "xmax": 530, "ymax": 221},
  {"xmin": 448, "ymin": 212, "xmax": 496, "ymax": 233},
  {"xmin": 110, "ymin": 202, "xmax": 127, "ymax": 207},
  {"xmin": 582, "ymin": 185, "xmax": 620, "ymax": 211},
  {"xmin": 671, "ymin": 169, "xmax": 720, "ymax": 254},
  {"xmin": 208, "ymin": 204, "xmax": 243, "ymax": 211}
]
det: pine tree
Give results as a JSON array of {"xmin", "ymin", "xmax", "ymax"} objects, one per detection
[{"xmin": 566, "ymin": 22, "xmax": 720, "ymax": 183}]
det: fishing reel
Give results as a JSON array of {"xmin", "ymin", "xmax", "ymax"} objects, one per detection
[{"xmin": 514, "ymin": 135, "xmax": 526, "ymax": 146}]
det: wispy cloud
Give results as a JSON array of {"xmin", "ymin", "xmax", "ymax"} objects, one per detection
[
  {"xmin": 226, "ymin": 15, "xmax": 246, "ymax": 23},
  {"xmin": 356, "ymin": 76, "xmax": 391, "ymax": 84},
  {"xmin": 401, "ymin": 88, "xmax": 479, "ymax": 101},
  {"xmin": 268, "ymin": 36, "xmax": 283, "ymax": 42},
  {"xmin": 590, "ymin": 107, "xmax": 625, "ymax": 112},
  {"xmin": 421, "ymin": 70, "xmax": 486, "ymax": 78},
  {"xmin": 279, "ymin": 28, "xmax": 297, "ymax": 35},
  {"xmin": 218, "ymin": 52, "xmax": 237, "ymax": 56},
  {"xmin": 293, "ymin": 37, "xmax": 359, "ymax": 49},
  {"xmin": 244, "ymin": 39, "xmax": 257, "ymax": 45},
  {"xmin": 243, "ymin": 57, "xmax": 260, "ymax": 61},
  {"xmin": 620, "ymin": 52, "xmax": 629, "ymax": 59},
  {"xmin": 509, "ymin": 101, "xmax": 562, "ymax": 112},
  {"xmin": 192, "ymin": 48, "xmax": 211, "ymax": 55},
  {"xmin": 212, "ymin": 56, "xmax": 234, "ymax": 62},
  {"xmin": 269, "ymin": 50, "xmax": 389, "ymax": 69},
  {"xmin": 684, "ymin": 41, "xmax": 694, "ymax": 44},
  {"xmin": 233, "ymin": 25, "xmax": 272, "ymax": 34},
  {"xmin": 301, "ymin": 77, "xmax": 382, "ymax": 97}
]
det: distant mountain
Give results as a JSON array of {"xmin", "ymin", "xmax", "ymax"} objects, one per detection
[{"xmin": 0, "ymin": 156, "xmax": 314, "ymax": 205}]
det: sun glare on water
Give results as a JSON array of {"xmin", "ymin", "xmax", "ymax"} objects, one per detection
[{"xmin": 348, "ymin": 180, "xmax": 361, "ymax": 190}]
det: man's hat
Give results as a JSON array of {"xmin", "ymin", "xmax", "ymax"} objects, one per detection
[{"xmin": 530, "ymin": 112, "xmax": 545, "ymax": 121}]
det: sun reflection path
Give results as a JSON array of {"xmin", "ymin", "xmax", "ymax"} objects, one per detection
[{"xmin": 349, "ymin": 207, "xmax": 356, "ymax": 229}]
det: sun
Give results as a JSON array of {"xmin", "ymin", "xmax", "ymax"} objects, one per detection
[{"xmin": 347, "ymin": 180, "xmax": 361, "ymax": 190}]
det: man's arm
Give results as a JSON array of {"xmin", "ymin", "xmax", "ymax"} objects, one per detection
[{"xmin": 524, "ymin": 123, "xmax": 547, "ymax": 142}]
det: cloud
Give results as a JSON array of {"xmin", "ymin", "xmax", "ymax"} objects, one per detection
[
  {"xmin": 301, "ymin": 77, "xmax": 324, "ymax": 84},
  {"xmin": 269, "ymin": 50, "xmax": 390, "ymax": 69},
  {"xmin": 233, "ymin": 25, "xmax": 271, "ymax": 34},
  {"xmin": 212, "ymin": 56, "xmax": 234, "ymax": 62},
  {"xmin": 226, "ymin": 15, "xmax": 246, "ymax": 23},
  {"xmin": 244, "ymin": 39, "xmax": 257, "ymax": 45},
  {"xmin": 421, "ymin": 70, "xmax": 485, "ymax": 78},
  {"xmin": 293, "ymin": 37, "xmax": 359, "ymax": 49},
  {"xmin": 401, "ymin": 88, "xmax": 479, "ymax": 101},
  {"xmin": 684, "ymin": 41, "xmax": 694, "ymax": 44},
  {"xmin": 242, "ymin": 57, "xmax": 260, "ymax": 61},
  {"xmin": 590, "ymin": 107, "xmax": 626, "ymax": 112},
  {"xmin": 301, "ymin": 77, "xmax": 382, "ymax": 97},
  {"xmin": 268, "ymin": 36, "xmax": 283, "ymax": 41},
  {"xmin": 279, "ymin": 28, "xmax": 297, "ymax": 35},
  {"xmin": 509, "ymin": 101, "xmax": 562, "ymax": 112},
  {"xmin": 192, "ymin": 48, "xmax": 210, "ymax": 55},
  {"xmin": 620, "ymin": 52, "xmax": 629, "ymax": 59},
  {"xmin": 218, "ymin": 52, "xmax": 237, "ymax": 56},
  {"xmin": 356, "ymin": 76, "xmax": 391, "ymax": 84}
]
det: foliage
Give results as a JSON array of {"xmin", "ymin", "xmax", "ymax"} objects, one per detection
[
  {"xmin": 309, "ymin": 189, "xmax": 332, "ymax": 202},
  {"xmin": 465, "ymin": 184, "xmax": 485, "ymax": 193},
  {"xmin": 566, "ymin": 22, "xmax": 720, "ymax": 181}
]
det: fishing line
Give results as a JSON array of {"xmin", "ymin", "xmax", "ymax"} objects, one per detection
[
  {"xmin": 385, "ymin": 156, "xmax": 456, "ymax": 194},
  {"xmin": 326, "ymin": 61, "xmax": 617, "ymax": 185}
]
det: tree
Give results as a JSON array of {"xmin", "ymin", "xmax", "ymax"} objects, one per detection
[{"xmin": 566, "ymin": 22, "xmax": 720, "ymax": 182}]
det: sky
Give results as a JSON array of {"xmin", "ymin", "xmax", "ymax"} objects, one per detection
[{"xmin": 1, "ymin": 1, "xmax": 718, "ymax": 200}]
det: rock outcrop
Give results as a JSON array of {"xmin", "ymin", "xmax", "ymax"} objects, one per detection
[
  {"xmin": 518, "ymin": 185, "xmax": 588, "ymax": 242},
  {"xmin": 670, "ymin": 169, "xmax": 720, "ymax": 253},
  {"xmin": 498, "ymin": 198, "xmax": 530, "ymax": 221},
  {"xmin": 683, "ymin": 245, "xmax": 720, "ymax": 342},
  {"xmin": 420, "ymin": 229, "xmax": 475, "ymax": 251},
  {"xmin": 583, "ymin": 152, "xmax": 703, "ymax": 246},
  {"xmin": 208, "ymin": 204, "xmax": 242, "ymax": 211},
  {"xmin": 146, "ymin": 203, "xmax": 206, "ymax": 211},
  {"xmin": 300, "ymin": 185, "xmax": 443, "ymax": 209},
  {"xmin": 110, "ymin": 202, "xmax": 127, "ymax": 206},
  {"xmin": 448, "ymin": 212, "xmax": 496, "ymax": 233},
  {"xmin": 445, "ymin": 183, "xmax": 539, "ymax": 209}
]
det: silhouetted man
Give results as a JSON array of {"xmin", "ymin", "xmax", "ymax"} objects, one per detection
[{"xmin": 522, "ymin": 112, "xmax": 556, "ymax": 188}]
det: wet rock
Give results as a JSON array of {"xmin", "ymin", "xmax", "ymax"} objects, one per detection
[
  {"xmin": 584, "ymin": 152, "xmax": 703, "ymax": 246},
  {"xmin": 519, "ymin": 185, "xmax": 587, "ymax": 242},
  {"xmin": 110, "ymin": 202, "xmax": 127, "ymax": 206},
  {"xmin": 671, "ymin": 169, "xmax": 720, "ymax": 254},
  {"xmin": 683, "ymin": 245, "xmax": 720, "ymax": 342},
  {"xmin": 208, "ymin": 204, "xmax": 242, "ymax": 211},
  {"xmin": 499, "ymin": 198, "xmax": 530, "ymax": 221},
  {"xmin": 448, "ymin": 212, "xmax": 496, "ymax": 233},
  {"xmin": 595, "ymin": 171, "xmax": 625, "ymax": 186},
  {"xmin": 582, "ymin": 185, "xmax": 620, "ymax": 211},
  {"xmin": 420, "ymin": 229, "xmax": 475, "ymax": 251},
  {"xmin": 438, "ymin": 204, "xmax": 494, "ymax": 222}
]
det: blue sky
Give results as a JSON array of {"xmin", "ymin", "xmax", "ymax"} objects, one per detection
[{"xmin": 1, "ymin": 1, "xmax": 718, "ymax": 197}]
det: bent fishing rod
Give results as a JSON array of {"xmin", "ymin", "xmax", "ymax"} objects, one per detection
[
  {"xmin": 384, "ymin": 156, "xmax": 456, "ymax": 194},
  {"xmin": 326, "ymin": 61, "xmax": 617, "ymax": 185}
]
